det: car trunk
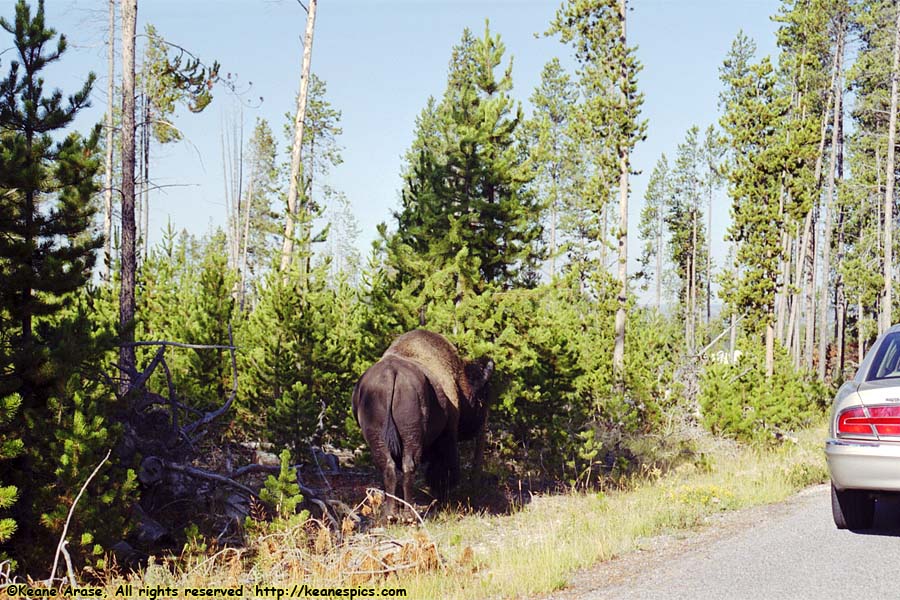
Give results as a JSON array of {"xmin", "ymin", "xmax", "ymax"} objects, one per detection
[{"xmin": 856, "ymin": 379, "xmax": 900, "ymax": 406}]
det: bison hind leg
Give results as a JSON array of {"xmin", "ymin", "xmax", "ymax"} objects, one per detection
[
  {"xmin": 425, "ymin": 432, "xmax": 459, "ymax": 501},
  {"xmin": 401, "ymin": 453, "xmax": 418, "ymax": 510},
  {"xmin": 371, "ymin": 449, "xmax": 401, "ymax": 517}
]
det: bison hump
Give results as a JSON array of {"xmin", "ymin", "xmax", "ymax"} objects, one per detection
[{"xmin": 383, "ymin": 329, "xmax": 469, "ymax": 409}]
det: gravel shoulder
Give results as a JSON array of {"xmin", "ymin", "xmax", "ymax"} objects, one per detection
[{"xmin": 541, "ymin": 484, "xmax": 900, "ymax": 600}]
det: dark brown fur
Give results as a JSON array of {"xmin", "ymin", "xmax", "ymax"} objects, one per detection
[{"xmin": 352, "ymin": 330, "xmax": 493, "ymax": 513}]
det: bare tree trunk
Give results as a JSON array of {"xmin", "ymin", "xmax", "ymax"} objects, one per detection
[
  {"xmin": 119, "ymin": 0, "xmax": 137, "ymax": 390},
  {"xmin": 550, "ymin": 201, "xmax": 557, "ymax": 278},
  {"xmin": 706, "ymin": 177, "xmax": 712, "ymax": 325},
  {"xmin": 729, "ymin": 311, "xmax": 737, "ymax": 358},
  {"xmin": 766, "ymin": 320, "xmax": 775, "ymax": 378},
  {"xmin": 550, "ymin": 163, "xmax": 559, "ymax": 278},
  {"xmin": 220, "ymin": 126, "xmax": 232, "ymax": 263},
  {"xmin": 858, "ymin": 298, "xmax": 865, "ymax": 362},
  {"xmin": 837, "ymin": 284, "xmax": 846, "ymax": 379},
  {"xmin": 789, "ymin": 210, "xmax": 812, "ymax": 367},
  {"xmin": 775, "ymin": 192, "xmax": 789, "ymax": 345},
  {"xmin": 817, "ymin": 25, "xmax": 845, "ymax": 382},
  {"xmin": 689, "ymin": 206, "xmax": 697, "ymax": 352},
  {"xmin": 612, "ymin": 0, "xmax": 630, "ymax": 388},
  {"xmin": 600, "ymin": 200, "xmax": 608, "ymax": 271},
  {"xmin": 234, "ymin": 115, "xmax": 243, "ymax": 271},
  {"xmin": 239, "ymin": 174, "xmax": 255, "ymax": 311},
  {"xmin": 280, "ymin": 0, "xmax": 318, "ymax": 273},
  {"xmin": 656, "ymin": 203, "xmax": 662, "ymax": 311},
  {"xmin": 882, "ymin": 4, "xmax": 900, "ymax": 334},
  {"xmin": 102, "ymin": 0, "xmax": 116, "ymax": 281},
  {"xmin": 805, "ymin": 224, "xmax": 817, "ymax": 371},
  {"xmin": 142, "ymin": 90, "xmax": 150, "ymax": 261},
  {"xmin": 135, "ymin": 92, "xmax": 143, "ymax": 261},
  {"xmin": 835, "ymin": 97, "xmax": 846, "ymax": 380}
]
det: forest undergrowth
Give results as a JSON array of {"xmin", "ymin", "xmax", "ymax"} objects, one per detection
[{"xmin": 23, "ymin": 423, "xmax": 827, "ymax": 600}]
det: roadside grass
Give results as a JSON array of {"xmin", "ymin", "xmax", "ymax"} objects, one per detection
[
  {"xmin": 389, "ymin": 423, "xmax": 828, "ymax": 598},
  {"xmin": 96, "ymin": 424, "xmax": 827, "ymax": 599}
]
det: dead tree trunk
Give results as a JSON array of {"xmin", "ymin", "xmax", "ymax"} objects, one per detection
[
  {"xmin": 102, "ymin": 0, "xmax": 115, "ymax": 281},
  {"xmin": 119, "ymin": 0, "xmax": 138, "ymax": 391},
  {"xmin": 142, "ymin": 90, "xmax": 150, "ymax": 261},
  {"xmin": 805, "ymin": 224, "xmax": 818, "ymax": 371},
  {"xmin": 656, "ymin": 199, "xmax": 663, "ymax": 311},
  {"xmin": 835, "ymin": 94, "xmax": 847, "ymax": 379},
  {"xmin": 280, "ymin": 0, "xmax": 318, "ymax": 274},
  {"xmin": 689, "ymin": 206, "xmax": 698, "ymax": 353}
]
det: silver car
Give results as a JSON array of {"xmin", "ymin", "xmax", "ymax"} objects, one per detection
[{"xmin": 826, "ymin": 324, "xmax": 900, "ymax": 529}]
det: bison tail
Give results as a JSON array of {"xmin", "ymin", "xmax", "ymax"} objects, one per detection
[{"xmin": 383, "ymin": 373, "xmax": 402, "ymax": 461}]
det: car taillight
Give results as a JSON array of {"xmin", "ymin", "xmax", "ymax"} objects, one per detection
[{"xmin": 837, "ymin": 405, "xmax": 900, "ymax": 437}]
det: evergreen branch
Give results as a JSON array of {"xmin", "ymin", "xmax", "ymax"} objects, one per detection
[{"xmin": 230, "ymin": 463, "xmax": 327, "ymax": 507}]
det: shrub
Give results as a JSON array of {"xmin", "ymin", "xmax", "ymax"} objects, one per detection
[{"xmin": 698, "ymin": 340, "xmax": 829, "ymax": 444}]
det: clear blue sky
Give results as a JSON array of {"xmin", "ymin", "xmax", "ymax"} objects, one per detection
[{"xmin": 20, "ymin": 0, "xmax": 781, "ymax": 295}]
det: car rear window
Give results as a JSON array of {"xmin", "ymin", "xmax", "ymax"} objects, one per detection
[{"xmin": 867, "ymin": 332, "xmax": 900, "ymax": 381}]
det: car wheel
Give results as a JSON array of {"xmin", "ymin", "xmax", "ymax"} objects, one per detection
[{"xmin": 831, "ymin": 482, "xmax": 875, "ymax": 529}]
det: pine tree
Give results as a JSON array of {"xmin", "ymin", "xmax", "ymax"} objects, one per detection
[
  {"xmin": 667, "ymin": 125, "xmax": 709, "ymax": 353},
  {"xmin": 637, "ymin": 154, "xmax": 671, "ymax": 310},
  {"xmin": 548, "ymin": 0, "xmax": 646, "ymax": 387},
  {"xmin": 773, "ymin": 0, "xmax": 850, "ymax": 367},
  {"xmin": 524, "ymin": 58, "xmax": 578, "ymax": 278},
  {"xmin": 0, "ymin": 0, "xmax": 136, "ymax": 570},
  {"xmin": 185, "ymin": 231, "xmax": 236, "ymax": 408},
  {"xmin": 318, "ymin": 193, "xmax": 362, "ymax": 285},
  {"xmin": 847, "ymin": 0, "xmax": 897, "ymax": 348},
  {"xmin": 388, "ymin": 23, "xmax": 542, "ymax": 298},
  {"xmin": 284, "ymin": 73, "xmax": 344, "ymax": 287},
  {"xmin": 238, "ymin": 118, "xmax": 281, "ymax": 303},
  {"xmin": 0, "ymin": 392, "xmax": 22, "ymax": 566},
  {"xmin": 720, "ymin": 36, "xmax": 790, "ymax": 377},
  {"xmin": 701, "ymin": 125, "xmax": 725, "ymax": 326}
]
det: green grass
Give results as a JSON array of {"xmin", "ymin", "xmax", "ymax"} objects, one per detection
[{"xmin": 392, "ymin": 424, "xmax": 828, "ymax": 598}]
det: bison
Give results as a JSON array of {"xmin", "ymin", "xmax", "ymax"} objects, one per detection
[{"xmin": 352, "ymin": 329, "xmax": 494, "ymax": 514}]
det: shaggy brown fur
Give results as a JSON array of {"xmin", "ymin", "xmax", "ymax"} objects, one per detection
[
  {"xmin": 352, "ymin": 329, "xmax": 493, "ymax": 513},
  {"xmin": 383, "ymin": 329, "xmax": 471, "ymax": 410}
]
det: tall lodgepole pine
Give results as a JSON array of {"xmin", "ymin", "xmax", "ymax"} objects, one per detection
[
  {"xmin": 119, "ymin": 0, "xmax": 137, "ymax": 388},
  {"xmin": 785, "ymin": 14, "xmax": 843, "ymax": 370},
  {"xmin": 817, "ymin": 17, "xmax": 845, "ymax": 382},
  {"xmin": 102, "ymin": 0, "xmax": 115, "ymax": 281},
  {"xmin": 280, "ymin": 0, "xmax": 318, "ymax": 274},
  {"xmin": 882, "ymin": 3, "xmax": 900, "ymax": 334},
  {"xmin": 613, "ymin": 0, "xmax": 632, "ymax": 383},
  {"xmin": 549, "ymin": 0, "xmax": 645, "ymax": 390}
]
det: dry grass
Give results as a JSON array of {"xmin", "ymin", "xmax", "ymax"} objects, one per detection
[{"xmin": 88, "ymin": 424, "xmax": 827, "ymax": 600}]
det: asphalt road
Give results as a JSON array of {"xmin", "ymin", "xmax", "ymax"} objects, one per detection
[{"xmin": 548, "ymin": 484, "xmax": 900, "ymax": 600}]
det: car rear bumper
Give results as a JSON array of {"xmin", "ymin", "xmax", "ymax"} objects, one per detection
[{"xmin": 826, "ymin": 438, "xmax": 900, "ymax": 492}]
